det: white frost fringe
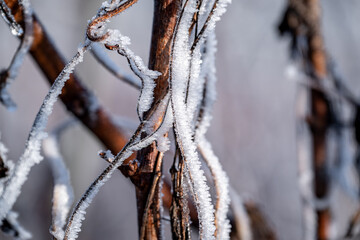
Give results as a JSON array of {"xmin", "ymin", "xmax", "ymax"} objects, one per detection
[
  {"xmin": 0, "ymin": 44, "xmax": 88, "ymax": 222},
  {"xmin": 0, "ymin": 0, "xmax": 33, "ymax": 110},
  {"xmin": 0, "ymin": 136, "xmax": 31, "ymax": 239},
  {"xmin": 195, "ymin": 31, "xmax": 231, "ymax": 239},
  {"xmin": 87, "ymin": 1, "xmax": 161, "ymax": 120},
  {"xmin": 64, "ymin": 102, "xmax": 173, "ymax": 240}
]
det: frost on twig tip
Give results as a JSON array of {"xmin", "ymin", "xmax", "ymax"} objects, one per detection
[
  {"xmin": 98, "ymin": 149, "xmax": 115, "ymax": 163},
  {"xmin": 64, "ymin": 95, "xmax": 173, "ymax": 240},
  {"xmin": 0, "ymin": 0, "xmax": 23, "ymax": 36}
]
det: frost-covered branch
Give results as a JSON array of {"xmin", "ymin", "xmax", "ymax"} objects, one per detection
[
  {"xmin": 0, "ymin": 0, "xmax": 23, "ymax": 36},
  {"xmin": 0, "ymin": 43, "xmax": 89, "ymax": 222},
  {"xmin": 43, "ymin": 121, "xmax": 75, "ymax": 240},
  {"xmin": 194, "ymin": 31, "xmax": 231, "ymax": 239},
  {"xmin": 86, "ymin": 0, "xmax": 160, "ymax": 120},
  {"xmin": 0, "ymin": 0, "xmax": 33, "ymax": 110},
  {"xmin": 91, "ymin": 43, "xmax": 141, "ymax": 89},
  {"xmin": 64, "ymin": 97, "xmax": 173, "ymax": 240},
  {"xmin": 0, "ymin": 136, "xmax": 31, "ymax": 239},
  {"xmin": 168, "ymin": 0, "xmax": 231, "ymax": 239}
]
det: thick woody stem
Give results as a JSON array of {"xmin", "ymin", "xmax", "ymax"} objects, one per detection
[
  {"xmin": 304, "ymin": 1, "xmax": 330, "ymax": 239},
  {"xmin": 279, "ymin": 0, "xmax": 330, "ymax": 238},
  {"xmin": 133, "ymin": 0, "xmax": 181, "ymax": 239}
]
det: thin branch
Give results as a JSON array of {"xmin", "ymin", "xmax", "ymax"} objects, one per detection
[
  {"xmin": 139, "ymin": 151, "xmax": 164, "ymax": 240},
  {"xmin": 43, "ymin": 121, "xmax": 76, "ymax": 240},
  {"xmin": 0, "ymin": 43, "xmax": 89, "ymax": 222},
  {"xmin": 91, "ymin": 43, "xmax": 141, "ymax": 89},
  {"xmin": 0, "ymin": 0, "xmax": 33, "ymax": 109},
  {"xmin": 64, "ymin": 96, "xmax": 173, "ymax": 240}
]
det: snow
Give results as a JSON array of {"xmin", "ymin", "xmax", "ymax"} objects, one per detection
[
  {"xmin": 0, "ymin": 0, "xmax": 232, "ymax": 238},
  {"xmin": 167, "ymin": 1, "xmax": 232, "ymax": 238}
]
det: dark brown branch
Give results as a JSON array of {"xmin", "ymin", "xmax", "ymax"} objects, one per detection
[
  {"xmin": 133, "ymin": 1, "xmax": 181, "ymax": 239},
  {"xmin": 279, "ymin": 0, "xmax": 331, "ymax": 239},
  {"xmin": 86, "ymin": 0, "xmax": 139, "ymax": 42},
  {"xmin": 170, "ymin": 145, "xmax": 191, "ymax": 240}
]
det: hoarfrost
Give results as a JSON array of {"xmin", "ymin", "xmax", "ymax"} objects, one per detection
[
  {"xmin": 170, "ymin": 1, "xmax": 216, "ymax": 239},
  {"xmin": 0, "ymin": 137, "xmax": 31, "ymax": 239},
  {"xmin": 87, "ymin": 1, "xmax": 160, "ymax": 120},
  {"xmin": 64, "ymin": 101, "xmax": 173, "ymax": 240},
  {"xmin": 0, "ymin": 44, "xmax": 89, "ymax": 222},
  {"xmin": 195, "ymin": 32, "xmax": 230, "ymax": 239},
  {"xmin": 198, "ymin": 138, "xmax": 230, "ymax": 239}
]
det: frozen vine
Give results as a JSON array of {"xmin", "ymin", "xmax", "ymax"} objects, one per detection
[
  {"xmin": 64, "ymin": 97, "xmax": 173, "ymax": 240},
  {"xmin": 86, "ymin": 0, "xmax": 160, "ymax": 121},
  {"xmin": 168, "ymin": 0, "xmax": 231, "ymax": 239},
  {"xmin": 194, "ymin": 32, "xmax": 231, "ymax": 239},
  {"xmin": 0, "ymin": 0, "xmax": 33, "ymax": 110},
  {"xmin": 0, "ymin": 43, "xmax": 89, "ymax": 222},
  {"xmin": 42, "ymin": 121, "xmax": 75, "ymax": 240},
  {"xmin": 0, "ymin": 136, "xmax": 31, "ymax": 239},
  {"xmin": 0, "ymin": 0, "xmax": 233, "ymax": 238}
]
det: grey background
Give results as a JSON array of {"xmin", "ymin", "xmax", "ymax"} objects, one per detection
[{"xmin": 0, "ymin": 0, "xmax": 360, "ymax": 239}]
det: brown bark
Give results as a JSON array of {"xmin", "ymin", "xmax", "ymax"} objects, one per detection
[
  {"xmin": 304, "ymin": 1, "xmax": 331, "ymax": 239},
  {"xmin": 134, "ymin": 1, "xmax": 181, "ymax": 239},
  {"xmin": 279, "ymin": 0, "xmax": 330, "ymax": 239}
]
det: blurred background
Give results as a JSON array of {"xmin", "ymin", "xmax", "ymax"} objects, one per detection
[{"xmin": 0, "ymin": 0, "xmax": 360, "ymax": 239}]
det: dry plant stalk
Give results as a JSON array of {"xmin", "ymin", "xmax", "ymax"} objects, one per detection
[{"xmin": 279, "ymin": 0, "xmax": 331, "ymax": 239}]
